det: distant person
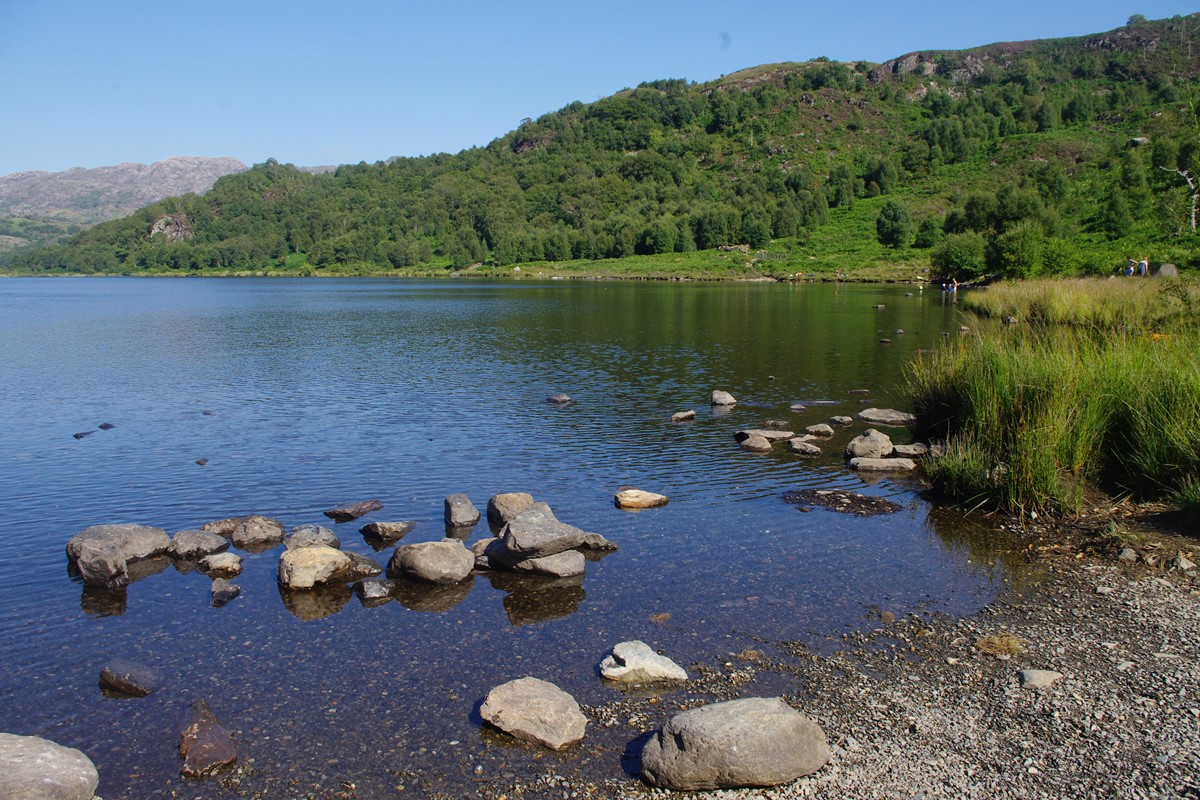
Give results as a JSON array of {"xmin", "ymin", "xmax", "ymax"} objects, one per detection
[
  {"xmin": 1126, "ymin": 258, "xmax": 1136, "ymax": 276},
  {"xmin": 1139, "ymin": 257, "xmax": 1148, "ymax": 277}
]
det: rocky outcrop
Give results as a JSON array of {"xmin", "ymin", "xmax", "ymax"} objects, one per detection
[
  {"xmin": 149, "ymin": 213, "xmax": 195, "ymax": 241},
  {"xmin": 387, "ymin": 539, "xmax": 474, "ymax": 584},
  {"xmin": 0, "ymin": 733, "xmax": 100, "ymax": 800},
  {"xmin": 640, "ymin": 697, "xmax": 829, "ymax": 790},
  {"xmin": 178, "ymin": 699, "xmax": 237, "ymax": 778},
  {"xmin": 599, "ymin": 641, "xmax": 688, "ymax": 683},
  {"xmin": 479, "ymin": 677, "xmax": 587, "ymax": 750}
]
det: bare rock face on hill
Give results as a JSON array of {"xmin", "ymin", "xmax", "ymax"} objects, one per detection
[{"xmin": 0, "ymin": 156, "xmax": 247, "ymax": 224}]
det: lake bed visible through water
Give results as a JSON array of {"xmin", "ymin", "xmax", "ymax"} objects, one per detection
[{"xmin": 0, "ymin": 278, "xmax": 1027, "ymax": 798}]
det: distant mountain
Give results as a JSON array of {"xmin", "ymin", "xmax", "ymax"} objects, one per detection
[{"xmin": 0, "ymin": 156, "xmax": 248, "ymax": 224}]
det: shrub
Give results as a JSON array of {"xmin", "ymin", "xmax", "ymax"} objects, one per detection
[{"xmin": 930, "ymin": 232, "xmax": 986, "ymax": 279}]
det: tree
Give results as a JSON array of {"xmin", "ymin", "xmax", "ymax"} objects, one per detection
[
  {"xmin": 930, "ymin": 232, "xmax": 987, "ymax": 279},
  {"xmin": 875, "ymin": 201, "xmax": 913, "ymax": 247},
  {"xmin": 913, "ymin": 217, "xmax": 943, "ymax": 248}
]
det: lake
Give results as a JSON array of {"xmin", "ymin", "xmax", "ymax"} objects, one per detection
[{"xmin": 0, "ymin": 277, "xmax": 1022, "ymax": 798}]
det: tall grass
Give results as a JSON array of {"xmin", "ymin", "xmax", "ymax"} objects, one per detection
[
  {"xmin": 907, "ymin": 327, "xmax": 1200, "ymax": 515},
  {"xmin": 960, "ymin": 276, "xmax": 1200, "ymax": 331}
]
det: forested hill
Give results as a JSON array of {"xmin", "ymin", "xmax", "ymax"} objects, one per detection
[{"xmin": 10, "ymin": 13, "xmax": 1200, "ymax": 278}]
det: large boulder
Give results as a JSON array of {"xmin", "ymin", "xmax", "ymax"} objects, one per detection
[
  {"xmin": 387, "ymin": 540, "xmax": 474, "ymax": 584},
  {"xmin": 277, "ymin": 546, "xmax": 352, "ymax": 590},
  {"xmin": 845, "ymin": 428, "xmax": 894, "ymax": 459},
  {"xmin": 67, "ymin": 523, "xmax": 170, "ymax": 567},
  {"xmin": 230, "ymin": 515, "xmax": 285, "ymax": 551},
  {"xmin": 487, "ymin": 493, "xmax": 535, "ymax": 526},
  {"xmin": 856, "ymin": 408, "xmax": 917, "ymax": 427},
  {"xmin": 479, "ymin": 677, "xmax": 587, "ymax": 750},
  {"xmin": 178, "ymin": 699, "xmax": 237, "ymax": 778},
  {"xmin": 0, "ymin": 733, "xmax": 100, "ymax": 800},
  {"xmin": 500, "ymin": 505, "xmax": 600, "ymax": 559},
  {"xmin": 599, "ymin": 641, "xmax": 688, "ymax": 683},
  {"xmin": 284, "ymin": 525, "xmax": 340, "ymax": 550},
  {"xmin": 444, "ymin": 494, "xmax": 481, "ymax": 528},
  {"xmin": 168, "ymin": 529, "xmax": 228, "ymax": 560},
  {"xmin": 640, "ymin": 697, "xmax": 829, "ymax": 791}
]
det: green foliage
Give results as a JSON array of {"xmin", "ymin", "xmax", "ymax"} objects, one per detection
[
  {"xmin": 931, "ymin": 232, "xmax": 987, "ymax": 279},
  {"xmin": 913, "ymin": 216, "xmax": 943, "ymax": 248},
  {"xmin": 875, "ymin": 200, "xmax": 913, "ymax": 247}
]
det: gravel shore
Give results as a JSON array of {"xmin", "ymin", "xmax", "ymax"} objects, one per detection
[{"xmin": 491, "ymin": 515, "xmax": 1199, "ymax": 800}]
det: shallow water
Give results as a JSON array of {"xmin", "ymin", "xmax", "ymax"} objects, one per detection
[{"xmin": 0, "ymin": 278, "xmax": 1022, "ymax": 797}]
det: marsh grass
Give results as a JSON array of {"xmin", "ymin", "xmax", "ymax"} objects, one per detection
[
  {"xmin": 907, "ymin": 325, "xmax": 1200, "ymax": 515},
  {"xmin": 960, "ymin": 277, "xmax": 1200, "ymax": 331}
]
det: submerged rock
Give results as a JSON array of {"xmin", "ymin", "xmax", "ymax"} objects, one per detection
[
  {"xmin": 781, "ymin": 489, "xmax": 902, "ymax": 516},
  {"xmin": 100, "ymin": 657, "xmax": 163, "ymax": 697},
  {"xmin": 599, "ymin": 641, "xmax": 688, "ymax": 683},
  {"xmin": 178, "ymin": 699, "xmax": 237, "ymax": 778},
  {"xmin": 0, "ymin": 733, "xmax": 100, "ymax": 800},
  {"xmin": 480, "ymin": 677, "xmax": 587, "ymax": 750},
  {"xmin": 210, "ymin": 578, "xmax": 241, "ymax": 607},
  {"xmin": 546, "ymin": 393, "xmax": 572, "ymax": 404},
  {"xmin": 640, "ymin": 697, "xmax": 829, "ymax": 791}
]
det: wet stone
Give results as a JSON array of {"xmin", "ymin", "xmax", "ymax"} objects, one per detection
[
  {"xmin": 100, "ymin": 657, "xmax": 163, "ymax": 697},
  {"xmin": 178, "ymin": 699, "xmax": 237, "ymax": 778},
  {"xmin": 782, "ymin": 489, "xmax": 903, "ymax": 517},
  {"xmin": 210, "ymin": 578, "xmax": 241, "ymax": 607},
  {"xmin": 444, "ymin": 493, "xmax": 481, "ymax": 528},
  {"xmin": 284, "ymin": 524, "xmax": 340, "ymax": 550},
  {"xmin": 324, "ymin": 499, "xmax": 383, "ymax": 523}
]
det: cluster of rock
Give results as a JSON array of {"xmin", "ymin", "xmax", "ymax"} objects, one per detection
[{"xmin": 477, "ymin": 641, "xmax": 829, "ymax": 791}]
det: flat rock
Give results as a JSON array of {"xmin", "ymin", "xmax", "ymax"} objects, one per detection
[
  {"xmin": 210, "ymin": 578, "xmax": 241, "ymax": 607},
  {"xmin": 805, "ymin": 423, "xmax": 835, "ymax": 437},
  {"xmin": 323, "ymin": 499, "xmax": 383, "ymax": 523},
  {"xmin": 479, "ymin": 677, "xmax": 587, "ymax": 750},
  {"xmin": 201, "ymin": 552, "xmax": 242, "ymax": 577},
  {"xmin": 599, "ymin": 640, "xmax": 688, "ymax": 683},
  {"xmin": 444, "ymin": 493, "xmax": 481, "ymax": 528},
  {"xmin": 387, "ymin": 539, "xmax": 474, "ymax": 584},
  {"xmin": 0, "ymin": 733, "xmax": 99, "ymax": 800},
  {"xmin": 711, "ymin": 390, "xmax": 737, "ymax": 406},
  {"xmin": 670, "ymin": 410, "xmax": 696, "ymax": 422},
  {"xmin": 284, "ymin": 524, "xmax": 340, "ymax": 550},
  {"xmin": 1019, "ymin": 669, "xmax": 1064, "ymax": 689},
  {"xmin": 845, "ymin": 428, "xmax": 894, "ymax": 459},
  {"xmin": 67, "ymin": 523, "xmax": 170, "ymax": 566},
  {"xmin": 229, "ymin": 515, "xmax": 285, "ymax": 550},
  {"xmin": 614, "ymin": 489, "xmax": 669, "ymax": 509},
  {"xmin": 360, "ymin": 520, "xmax": 416, "ymax": 543},
  {"xmin": 789, "ymin": 439, "xmax": 822, "ymax": 457},
  {"xmin": 488, "ymin": 493, "xmax": 536, "ymax": 526},
  {"xmin": 100, "ymin": 657, "xmax": 163, "ymax": 696},
  {"xmin": 849, "ymin": 457, "xmax": 917, "ymax": 472},
  {"xmin": 892, "ymin": 442, "xmax": 930, "ymax": 458},
  {"xmin": 641, "ymin": 697, "xmax": 829, "ymax": 791},
  {"xmin": 178, "ymin": 699, "xmax": 237, "ymax": 778},
  {"xmin": 278, "ymin": 546, "xmax": 352, "ymax": 590},
  {"xmin": 739, "ymin": 434, "xmax": 773, "ymax": 452},
  {"xmin": 734, "ymin": 429, "xmax": 794, "ymax": 443},
  {"xmin": 169, "ymin": 529, "xmax": 229, "ymax": 560},
  {"xmin": 509, "ymin": 549, "xmax": 587, "ymax": 578},
  {"xmin": 856, "ymin": 407, "xmax": 917, "ymax": 427},
  {"xmin": 828, "ymin": 415, "xmax": 853, "ymax": 426}
]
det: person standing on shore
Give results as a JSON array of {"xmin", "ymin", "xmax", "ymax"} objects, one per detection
[{"xmin": 1139, "ymin": 257, "xmax": 1148, "ymax": 277}]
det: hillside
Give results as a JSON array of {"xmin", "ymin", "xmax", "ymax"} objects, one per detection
[
  {"xmin": 0, "ymin": 156, "xmax": 246, "ymax": 252},
  {"xmin": 8, "ymin": 13, "xmax": 1200, "ymax": 278}
]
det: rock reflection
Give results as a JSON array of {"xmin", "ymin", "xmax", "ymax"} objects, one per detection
[
  {"xmin": 80, "ymin": 585, "xmax": 127, "ymax": 616},
  {"xmin": 278, "ymin": 583, "xmax": 352, "ymax": 621},
  {"xmin": 487, "ymin": 572, "xmax": 585, "ymax": 626},
  {"xmin": 126, "ymin": 556, "xmax": 170, "ymax": 583},
  {"xmin": 393, "ymin": 576, "xmax": 473, "ymax": 612},
  {"xmin": 923, "ymin": 506, "xmax": 1040, "ymax": 590}
]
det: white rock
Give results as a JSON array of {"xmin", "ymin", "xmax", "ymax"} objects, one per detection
[{"xmin": 600, "ymin": 640, "xmax": 688, "ymax": 683}]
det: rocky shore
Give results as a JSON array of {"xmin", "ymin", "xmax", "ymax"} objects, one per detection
[{"xmin": 476, "ymin": 513, "xmax": 1199, "ymax": 799}]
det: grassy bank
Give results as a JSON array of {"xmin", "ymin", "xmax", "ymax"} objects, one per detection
[{"xmin": 907, "ymin": 277, "xmax": 1200, "ymax": 516}]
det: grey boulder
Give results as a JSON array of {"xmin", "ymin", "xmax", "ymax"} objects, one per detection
[
  {"xmin": 487, "ymin": 492, "xmax": 536, "ymax": 526},
  {"xmin": 360, "ymin": 520, "xmax": 416, "ymax": 543},
  {"xmin": 67, "ymin": 524, "xmax": 170, "ymax": 588},
  {"xmin": 229, "ymin": 515, "xmax": 285, "ymax": 550},
  {"xmin": 500, "ymin": 505, "xmax": 602, "ymax": 559},
  {"xmin": 845, "ymin": 428, "xmax": 894, "ymax": 459},
  {"xmin": 284, "ymin": 524, "xmax": 340, "ymax": 550},
  {"xmin": 479, "ymin": 677, "xmax": 587, "ymax": 750},
  {"xmin": 444, "ymin": 493, "xmax": 481, "ymax": 527},
  {"xmin": 641, "ymin": 697, "xmax": 829, "ymax": 791},
  {"xmin": 277, "ymin": 546, "xmax": 351, "ymax": 590},
  {"xmin": 168, "ymin": 529, "xmax": 228, "ymax": 560},
  {"xmin": 856, "ymin": 407, "xmax": 917, "ymax": 427},
  {"xmin": 387, "ymin": 539, "xmax": 474, "ymax": 584},
  {"xmin": 201, "ymin": 552, "xmax": 242, "ymax": 577},
  {"xmin": 599, "ymin": 641, "xmax": 688, "ymax": 683},
  {"xmin": 0, "ymin": 733, "xmax": 99, "ymax": 800}
]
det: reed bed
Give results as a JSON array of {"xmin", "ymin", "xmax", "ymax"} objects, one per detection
[{"xmin": 906, "ymin": 323, "xmax": 1200, "ymax": 515}]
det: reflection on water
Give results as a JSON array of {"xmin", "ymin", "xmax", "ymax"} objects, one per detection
[{"xmin": 0, "ymin": 278, "xmax": 1031, "ymax": 799}]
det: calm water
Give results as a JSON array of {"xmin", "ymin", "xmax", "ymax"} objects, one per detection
[{"xmin": 0, "ymin": 278, "xmax": 1021, "ymax": 798}]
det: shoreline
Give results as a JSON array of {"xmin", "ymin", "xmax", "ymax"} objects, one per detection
[{"xmin": 476, "ymin": 511, "xmax": 1199, "ymax": 799}]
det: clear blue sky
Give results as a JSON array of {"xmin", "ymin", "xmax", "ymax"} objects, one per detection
[{"xmin": 1, "ymin": 1, "xmax": 1196, "ymax": 176}]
